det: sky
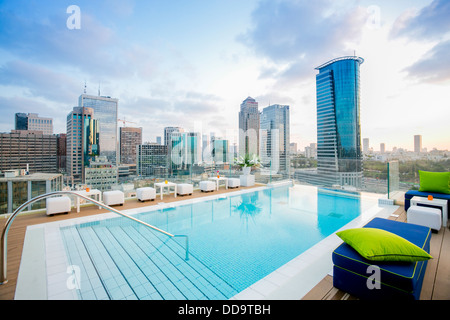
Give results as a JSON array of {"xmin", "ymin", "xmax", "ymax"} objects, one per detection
[{"xmin": 0, "ymin": 0, "xmax": 449, "ymax": 152}]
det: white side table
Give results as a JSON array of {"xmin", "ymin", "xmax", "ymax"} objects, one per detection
[
  {"xmin": 410, "ymin": 196, "xmax": 448, "ymax": 228},
  {"xmin": 240, "ymin": 175, "xmax": 255, "ymax": 187},
  {"xmin": 73, "ymin": 189, "xmax": 102, "ymax": 213},
  {"xmin": 208, "ymin": 177, "xmax": 228, "ymax": 190},
  {"xmin": 154, "ymin": 182, "xmax": 177, "ymax": 200}
]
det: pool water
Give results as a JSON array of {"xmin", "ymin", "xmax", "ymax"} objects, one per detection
[{"xmin": 59, "ymin": 185, "xmax": 377, "ymax": 300}]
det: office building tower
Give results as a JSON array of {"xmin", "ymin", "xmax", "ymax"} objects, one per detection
[
  {"xmin": 239, "ymin": 97, "xmax": 260, "ymax": 157},
  {"xmin": 212, "ymin": 138, "xmax": 229, "ymax": 164},
  {"xmin": 15, "ymin": 113, "xmax": 53, "ymax": 135},
  {"xmin": 290, "ymin": 143, "xmax": 298, "ymax": 155},
  {"xmin": 170, "ymin": 132, "xmax": 202, "ymax": 173},
  {"xmin": 136, "ymin": 143, "xmax": 168, "ymax": 176},
  {"xmin": 56, "ymin": 133, "xmax": 67, "ymax": 173},
  {"xmin": 0, "ymin": 130, "xmax": 57, "ymax": 173},
  {"xmin": 84, "ymin": 156, "xmax": 118, "ymax": 191},
  {"xmin": 120, "ymin": 127, "xmax": 142, "ymax": 165},
  {"xmin": 380, "ymin": 143, "xmax": 385, "ymax": 153},
  {"xmin": 66, "ymin": 107, "xmax": 99, "ymax": 183},
  {"xmin": 260, "ymin": 104, "xmax": 290, "ymax": 177},
  {"xmin": 164, "ymin": 127, "xmax": 184, "ymax": 147},
  {"xmin": 156, "ymin": 136, "xmax": 162, "ymax": 145},
  {"xmin": 78, "ymin": 94, "xmax": 119, "ymax": 165},
  {"xmin": 414, "ymin": 135, "xmax": 422, "ymax": 153},
  {"xmin": 305, "ymin": 143, "xmax": 317, "ymax": 159},
  {"xmin": 315, "ymin": 56, "xmax": 364, "ymax": 187}
]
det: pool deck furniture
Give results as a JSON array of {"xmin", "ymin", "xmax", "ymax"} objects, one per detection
[
  {"xmin": 405, "ymin": 190, "xmax": 449, "ymax": 227},
  {"xmin": 228, "ymin": 178, "xmax": 240, "ymax": 189},
  {"xmin": 46, "ymin": 196, "xmax": 71, "ymax": 216},
  {"xmin": 240, "ymin": 174, "xmax": 255, "ymax": 187},
  {"xmin": 154, "ymin": 182, "xmax": 177, "ymax": 200},
  {"xmin": 136, "ymin": 187, "xmax": 156, "ymax": 202},
  {"xmin": 409, "ymin": 196, "xmax": 448, "ymax": 228},
  {"xmin": 407, "ymin": 205, "xmax": 442, "ymax": 231},
  {"xmin": 332, "ymin": 217, "xmax": 431, "ymax": 300},
  {"xmin": 200, "ymin": 180, "xmax": 215, "ymax": 192},
  {"xmin": 73, "ymin": 189, "xmax": 102, "ymax": 213},
  {"xmin": 177, "ymin": 183, "xmax": 193, "ymax": 196},
  {"xmin": 103, "ymin": 190, "xmax": 125, "ymax": 206},
  {"xmin": 208, "ymin": 177, "xmax": 228, "ymax": 190}
]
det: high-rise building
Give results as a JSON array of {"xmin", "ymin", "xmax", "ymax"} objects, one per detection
[
  {"xmin": 363, "ymin": 138, "xmax": 369, "ymax": 154},
  {"xmin": 212, "ymin": 138, "xmax": 229, "ymax": 164},
  {"xmin": 380, "ymin": 143, "xmax": 386, "ymax": 153},
  {"xmin": 239, "ymin": 97, "xmax": 260, "ymax": 157},
  {"xmin": 0, "ymin": 130, "xmax": 57, "ymax": 173},
  {"xmin": 260, "ymin": 104, "xmax": 290, "ymax": 177},
  {"xmin": 414, "ymin": 135, "xmax": 422, "ymax": 153},
  {"xmin": 315, "ymin": 56, "xmax": 364, "ymax": 187},
  {"xmin": 136, "ymin": 143, "xmax": 168, "ymax": 177},
  {"xmin": 56, "ymin": 133, "xmax": 67, "ymax": 173},
  {"xmin": 164, "ymin": 127, "xmax": 184, "ymax": 147},
  {"xmin": 169, "ymin": 132, "xmax": 202, "ymax": 173},
  {"xmin": 120, "ymin": 127, "xmax": 142, "ymax": 165},
  {"xmin": 78, "ymin": 94, "xmax": 119, "ymax": 165},
  {"xmin": 66, "ymin": 107, "xmax": 99, "ymax": 183},
  {"xmin": 15, "ymin": 113, "xmax": 53, "ymax": 135}
]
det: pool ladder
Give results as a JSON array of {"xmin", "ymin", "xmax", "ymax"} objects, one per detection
[{"xmin": 0, "ymin": 191, "xmax": 190, "ymax": 285}]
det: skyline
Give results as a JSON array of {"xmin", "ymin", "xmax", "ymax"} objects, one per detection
[{"xmin": 1, "ymin": 1, "xmax": 449, "ymax": 152}]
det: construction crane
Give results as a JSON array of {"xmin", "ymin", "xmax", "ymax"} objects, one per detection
[{"xmin": 118, "ymin": 118, "xmax": 137, "ymax": 127}]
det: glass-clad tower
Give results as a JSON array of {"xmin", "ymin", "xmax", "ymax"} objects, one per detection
[
  {"xmin": 79, "ymin": 94, "xmax": 119, "ymax": 165},
  {"xmin": 315, "ymin": 56, "xmax": 363, "ymax": 188}
]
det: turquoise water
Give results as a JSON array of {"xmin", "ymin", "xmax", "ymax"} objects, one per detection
[{"xmin": 60, "ymin": 185, "xmax": 376, "ymax": 300}]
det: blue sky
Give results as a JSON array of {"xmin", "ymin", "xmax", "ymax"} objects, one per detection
[{"xmin": 0, "ymin": 0, "xmax": 449, "ymax": 151}]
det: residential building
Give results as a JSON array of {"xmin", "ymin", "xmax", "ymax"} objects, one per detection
[
  {"xmin": 414, "ymin": 135, "xmax": 422, "ymax": 153},
  {"xmin": 120, "ymin": 127, "xmax": 142, "ymax": 165},
  {"xmin": 239, "ymin": 96, "xmax": 259, "ymax": 157},
  {"xmin": 314, "ymin": 56, "xmax": 364, "ymax": 187},
  {"xmin": 260, "ymin": 104, "xmax": 290, "ymax": 177},
  {"xmin": 0, "ymin": 130, "xmax": 57, "ymax": 173},
  {"xmin": 136, "ymin": 143, "xmax": 168, "ymax": 177},
  {"xmin": 15, "ymin": 113, "xmax": 53, "ymax": 135},
  {"xmin": 78, "ymin": 94, "xmax": 119, "ymax": 165}
]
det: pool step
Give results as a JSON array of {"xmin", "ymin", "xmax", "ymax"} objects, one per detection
[{"xmin": 62, "ymin": 224, "xmax": 237, "ymax": 300}]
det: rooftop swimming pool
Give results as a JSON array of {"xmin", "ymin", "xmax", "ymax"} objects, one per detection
[{"xmin": 16, "ymin": 183, "xmax": 397, "ymax": 300}]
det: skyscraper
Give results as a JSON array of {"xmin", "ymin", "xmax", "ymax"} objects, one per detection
[
  {"xmin": 120, "ymin": 127, "xmax": 142, "ymax": 164},
  {"xmin": 315, "ymin": 56, "xmax": 363, "ymax": 187},
  {"xmin": 170, "ymin": 132, "xmax": 202, "ymax": 173},
  {"xmin": 260, "ymin": 104, "xmax": 290, "ymax": 177},
  {"xmin": 239, "ymin": 97, "xmax": 260, "ymax": 157},
  {"xmin": 15, "ymin": 113, "xmax": 53, "ymax": 135},
  {"xmin": 414, "ymin": 135, "xmax": 422, "ymax": 153},
  {"xmin": 66, "ymin": 107, "xmax": 99, "ymax": 183},
  {"xmin": 78, "ymin": 94, "xmax": 119, "ymax": 165}
]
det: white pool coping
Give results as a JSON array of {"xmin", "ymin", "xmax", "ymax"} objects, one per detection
[{"xmin": 14, "ymin": 184, "xmax": 399, "ymax": 300}]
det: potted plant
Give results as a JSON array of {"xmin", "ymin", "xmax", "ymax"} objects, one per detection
[{"xmin": 234, "ymin": 153, "xmax": 261, "ymax": 175}]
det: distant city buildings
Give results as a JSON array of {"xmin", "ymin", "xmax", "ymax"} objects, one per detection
[
  {"xmin": 239, "ymin": 96, "xmax": 260, "ymax": 157},
  {"xmin": 414, "ymin": 135, "xmax": 422, "ymax": 153},
  {"xmin": 15, "ymin": 113, "xmax": 53, "ymax": 135},
  {"xmin": 137, "ymin": 143, "xmax": 168, "ymax": 177}
]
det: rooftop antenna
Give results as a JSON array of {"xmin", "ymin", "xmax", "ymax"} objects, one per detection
[
  {"xmin": 83, "ymin": 81, "xmax": 87, "ymax": 94},
  {"xmin": 98, "ymin": 81, "xmax": 101, "ymax": 96}
]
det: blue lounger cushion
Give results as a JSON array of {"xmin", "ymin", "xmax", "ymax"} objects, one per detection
[
  {"xmin": 404, "ymin": 190, "xmax": 450, "ymax": 212},
  {"xmin": 332, "ymin": 217, "xmax": 432, "ymax": 300}
]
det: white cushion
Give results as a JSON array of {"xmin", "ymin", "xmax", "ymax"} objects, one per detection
[
  {"xmin": 407, "ymin": 205, "xmax": 442, "ymax": 231},
  {"xmin": 177, "ymin": 184, "xmax": 193, "ymax": 195},
  {"xmin": 103, "ymin": 190, "xmax": 125, "ymax": 206},
  {"xmin": 228, "ymin": 178, "xmax": 240, "ymax": 188},
  {"xmin": 136, "ymin": 187, "xmax": 156, "ymax": 201},
  {"xmin": 200, "ymin": 180, "xmax": 215, "ymax": 192},
  {"xmin": 46, "ymin": 196, "xmax": 71, "ymax": 215}
]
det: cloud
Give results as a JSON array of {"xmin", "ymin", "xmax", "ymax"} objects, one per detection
[
  {"xmin": 404, "ymin": 39, "xmax": 450, "ymax": 83},
  {"xmin": 238, "ymin": 0, "xmax": 369, "ymax": 84},
  {"xmin": 390, "ymin": 0, "xmax": 450, "ymax": 41}
]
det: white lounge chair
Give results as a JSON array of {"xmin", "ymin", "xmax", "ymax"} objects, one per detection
[
  {"xmin": 103, "ymin": 190, "xmax": 125, "ymax": 206},
  {"xmin": 136, "ymin": 187, "xmax": 156, "ymax": 202},
  {"xmin": 46, "ymin": 196, "xmax": 71, "ymax": 216},
  {"xmin": 177, "ymin": 184, "xmax": 193, "ymax": 196}
]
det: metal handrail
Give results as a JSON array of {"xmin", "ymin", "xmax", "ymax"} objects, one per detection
[{"xmin": 1, "ymin": 191, "xmax": 189, "ymax": 285}]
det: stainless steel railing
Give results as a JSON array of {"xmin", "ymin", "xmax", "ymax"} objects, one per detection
[{"xmin": 0, "ymin": 191, "xmax": 189, "ymax": 285}]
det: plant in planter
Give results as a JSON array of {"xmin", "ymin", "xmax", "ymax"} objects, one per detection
[{"xmin": 234, "ymin": 153, "xmax": 261, "ymax": 175}]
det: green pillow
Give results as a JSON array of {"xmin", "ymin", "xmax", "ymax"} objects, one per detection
[
  {"xmin": 418, "ymin": 170, "xmax": 450, "ymax": 194},
  {"xmin": 336, "ymin": 228, "xmax": 432, "ymax": 262}
]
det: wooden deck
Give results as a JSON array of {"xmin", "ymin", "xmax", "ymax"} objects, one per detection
[
  {"xmin": 1, "ymin": 190, "xmax": 449, "ymax": 300},
  {"xmin": 302, "ymin": 206, "xmax": 450, "ymax": 300}
]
